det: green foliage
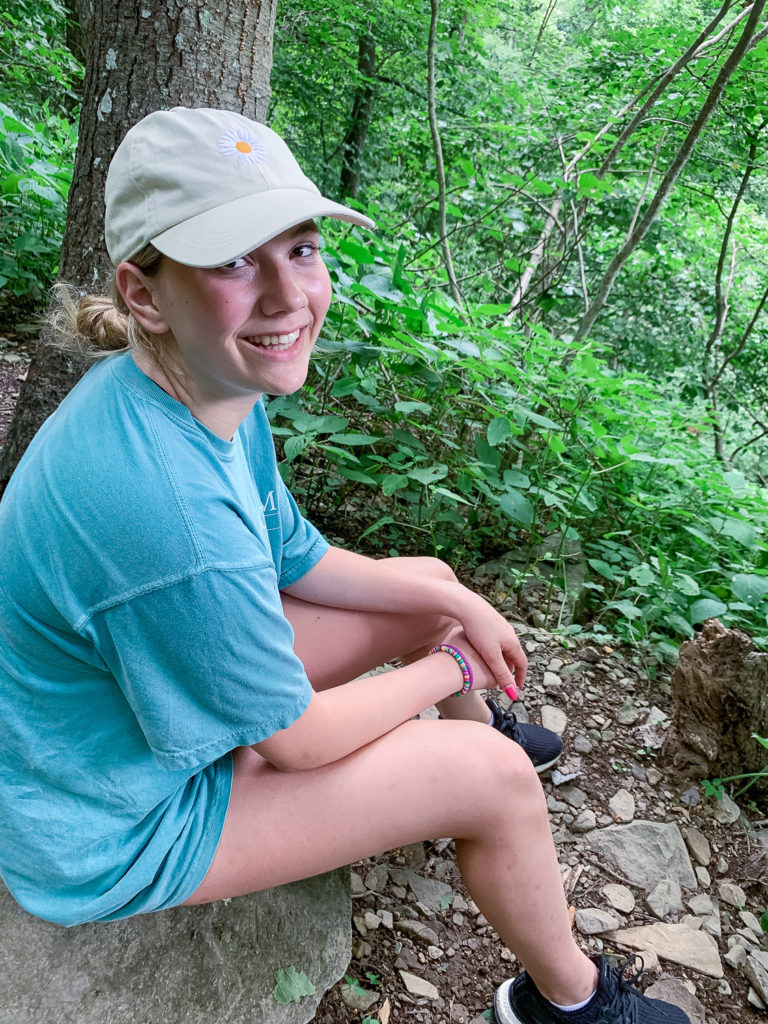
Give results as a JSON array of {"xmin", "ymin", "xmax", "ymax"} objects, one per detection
[
  {"xmin": 0, "ymin": 0, "xmax": 81, "ymax": 298},
  {"xmin": 272, "ymin": 966, "xmax": 316, "ymax": 1004},
  {"xmin": 271, "ymin": 208, "xmax": 768, "ymax": 651}
]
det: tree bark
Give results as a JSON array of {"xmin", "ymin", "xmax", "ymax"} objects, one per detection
[
  {"xmin": 339, "ymin": 28, "xmax": 376, "ymax": 200},
  {"xmin": 661, "ymin": 619, "xmax": 768, "ymax": 799},
  {"xmin": 0, "ymin": 0, "xmax": 276, "ymax": 494}
]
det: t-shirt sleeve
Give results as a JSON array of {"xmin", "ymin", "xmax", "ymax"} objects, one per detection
[
  {"xmin": 273, "ymin": 478, "xmax": 329, "ymax": 588},
  {"xmin": 85, "ymin": 565, "xmax": 313, "ymax": 771}
]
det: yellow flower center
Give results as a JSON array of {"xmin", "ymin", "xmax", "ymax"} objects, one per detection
[{"xmin": 235, "ymin": 140, "xmax": 252, "ymax": 154}]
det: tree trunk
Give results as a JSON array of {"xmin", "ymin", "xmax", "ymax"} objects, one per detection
[
  {"xmin": 661, "ymin": 619, "xmax": 768, "ymax": 799},
  {"xmin": 339, "ymin": 29, "xmax": 376, "ymax": 200},
  {"xmin": 0, "ymin": 0, "xmax": 276, "ymax": 495}
]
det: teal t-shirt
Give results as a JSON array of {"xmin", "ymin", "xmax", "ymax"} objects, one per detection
[{"xmin": 0, "ymin": 352, "xmax": 327, "ymax": 925}]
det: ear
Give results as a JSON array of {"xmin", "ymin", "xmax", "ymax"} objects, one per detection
[{"xmin": 115, "ymin": 262, "xmax": 169, "ymax": 334}]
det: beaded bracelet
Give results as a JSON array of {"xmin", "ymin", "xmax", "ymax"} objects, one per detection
[{"xmin": 429, "ymin": 643, "xmax": 473, "ymax": 697}]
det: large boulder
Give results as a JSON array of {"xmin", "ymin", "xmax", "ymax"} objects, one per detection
[{"xmin": 0, "ymin": 869, "xmax": 350, "ymax": 1024}]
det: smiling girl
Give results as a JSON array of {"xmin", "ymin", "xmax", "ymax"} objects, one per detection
[{"xmin": 0, "ymin": 108, "xmax": 688, "ymax": 1024}]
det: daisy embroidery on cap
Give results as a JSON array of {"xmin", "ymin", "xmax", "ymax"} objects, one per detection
[{"xmin": 218, "ymin": 126, "xmax": 267, "ymax": 166}]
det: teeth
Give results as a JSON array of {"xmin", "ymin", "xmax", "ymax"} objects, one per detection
[{"xmin": 247, "ymin": 329, "xmax": 300, "ymax": 348}]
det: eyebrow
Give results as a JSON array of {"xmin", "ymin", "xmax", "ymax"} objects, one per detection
[{"xmin": 289, "ymin": 220, "xmax": 320, "ymax": 236}]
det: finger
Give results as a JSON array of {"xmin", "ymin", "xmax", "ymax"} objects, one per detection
[{"xmin": 504, "ymin": 644, "xmax": 528, "ymax": 692}]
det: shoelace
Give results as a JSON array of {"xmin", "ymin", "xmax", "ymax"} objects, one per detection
[{"xmin": 594, "ymin": 955, "xmax": 647, "ymax": 1024}]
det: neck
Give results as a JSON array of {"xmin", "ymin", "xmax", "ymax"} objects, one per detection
[{"xmin": 130, "ymin": 349, "xmax": 258, "ymax": 441}]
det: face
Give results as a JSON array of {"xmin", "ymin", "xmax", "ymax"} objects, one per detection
[{"xmin": 136, "ymin": 221, "xmax": 332, "ymax": 433}]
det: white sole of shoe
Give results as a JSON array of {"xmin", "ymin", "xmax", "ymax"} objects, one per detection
[
  {"xmin": 493, "ymin": 979, "xmax": 526, "ymax": 1024},
  {"xmin": 534, "ymin": 754, "xmax": 561, "ymax": 774}
]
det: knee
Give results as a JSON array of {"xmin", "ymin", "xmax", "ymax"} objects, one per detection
[
  {"xmin": 448, "ymin": 722, "xmax": 543, "ymax": 805},
  {"xmin": 424, "ymin": 557, "xmax": 459, "ymax": 584}
]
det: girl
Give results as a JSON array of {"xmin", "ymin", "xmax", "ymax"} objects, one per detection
[{"xmin": 0, "ymin": 107, "xmax": 688, "ymax": 1024}]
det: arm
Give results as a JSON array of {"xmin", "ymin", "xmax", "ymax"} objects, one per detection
[
  {"xmin": 284, "ymin": 546, "xmax": 526, "ymax": 694},
  {"xmin": 253, "ymin": 644, "xmax": 485, "ymax": 771}
]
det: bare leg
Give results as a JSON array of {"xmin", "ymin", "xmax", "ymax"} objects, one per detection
[
  {"xmin": 183, "ymin": 722, "xmax": 595, "ymax": 1005},
  {"xmin": 182, "ymin": 555, "xmax": 594, "ymax": 1004},
  {"xmin": 283, "ymin": 555, "xmax": 494, "ymax": 724}
]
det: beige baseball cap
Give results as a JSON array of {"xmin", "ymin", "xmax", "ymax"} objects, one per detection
[{"xmin": 104, "ymin": 107, "xmax": 375, "ymax": 267}]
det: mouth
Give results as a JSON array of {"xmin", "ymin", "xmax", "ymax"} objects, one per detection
[{"xmin": 242, "ymin": 328, "xmax": 301, "ymax": 351}]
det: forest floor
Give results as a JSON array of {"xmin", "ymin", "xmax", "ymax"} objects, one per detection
[{"xmin": 1, "ymin": 324, "xmax": 766, "ymax": 1024}]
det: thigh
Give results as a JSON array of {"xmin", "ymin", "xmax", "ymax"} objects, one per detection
[
  {"xmin": 282, "ymin": 555, "xmax": 458, "ymax": 689},
  {"xmin": 182, "ymin": 718, "xmax": 534, "ymax": 905}
]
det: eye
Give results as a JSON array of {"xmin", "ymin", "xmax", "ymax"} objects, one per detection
[
  {"xmin": 219, "ymin": 257, "xmax": 250, "ymax": 271},
  {"xmin": 292, "ymin": 241, "xmax": 321, "ymax": 259}
]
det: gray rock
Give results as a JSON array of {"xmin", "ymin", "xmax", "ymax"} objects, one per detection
[
  {"xmin": 724, "ymin": 944, "xmax": 748, "ymax": 969},
  {"xmin": 744, "ymin": 952, "xmax": 768, "ymax": 1005},
  {"xmin": 608, "ymin": 789, "xmax": 635, "ymax": 823},
  {"xmin": 646, "ymin": 879, "xmax": 682, "ymax": 920},
  {"xmin": 682, "ymin": 827, "xmax": 710, "ymax": 866},
  {"xmin": 740, "ymin": 909, "xmax": 765, "ymax": 937},
  {"xmin": 687, "ymin": 894, "xmax": 716, "ymax": 917},
  {"xmin": 712, "ymin": 792, "xmax": 740, "ymax": 824},
  {"xmin": 340, "ymin": 982, "xmax": 379, "ymax": 1012},
  {"xmin": 605, "ymin": 922, "xmax": 723, "ymax": 977},
  {"xmin": 572, "ymin": 809, "xmax": 597, "ymax": 833},
  {"xmin": 394, "ymin": 920, "xmax": 441, "ymax": 946},
  {"xmin": 586, "ymin": 821, "xmax": 696, "ymax": 890},
  {"xmin": 643, "ymin": 979, "xmax": 705, "ymax": 1024},
  {"xmin": 602, "ymin": 883, "xmax": 635, "ymax": 914},
  {"xmin": 573, "ymin": 735, "xmax": 593, "ymax": 754},
  {"xmin": 694, "ymin": 865, "xmax": 710, "ymax": 888},
  {"xmin": 364, "ymin": 863, "xmax": 390, "ymax": 893},
  {"xmin": 399, "ymin": 971, "xmax": 439, "ymax": 999},
  {"xmin": 616, "ymin": 703, "xmax": 641, "ymax": 726},
  {"xmin": 0, "ymin": 872, "xmax": 350, "ymax": 1024},
  {"xmin": 559, "ymin": 785, "xmax": 588, "ymax": 809},
  {"xmin": 574, "ymin": 908, "xmax": 620, "ymax": 935},
  {"xmin": 718, "ymin": 881, "xmax": 746, "ymax": 908},
  {"xmin": 748, "ymin": 987, "xmax": 768, "ymax": 1011},
  {"xmin": 541, "ymin": 705, "xmax": 568, "ymax": 736}
]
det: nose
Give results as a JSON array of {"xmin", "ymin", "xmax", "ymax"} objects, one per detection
[{"xmin": 257, "ymin": 258, "xmax": 307, "ymax": 316}]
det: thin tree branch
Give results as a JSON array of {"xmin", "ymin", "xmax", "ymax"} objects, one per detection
[{"xmin": 427, "ymin": 0, "xmax": 463, "ymax": 307}]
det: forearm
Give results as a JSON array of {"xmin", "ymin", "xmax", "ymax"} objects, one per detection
[
  {"xmin": 252, "ymin": 651, "xmax": 464, "ymax": 771},
  {"xmin": 284, "ymin": 546, "xmax": 468, "ymax": 618}
]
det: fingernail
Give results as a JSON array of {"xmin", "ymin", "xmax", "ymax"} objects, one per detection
[{"xmin": 504, "ymin": 685, "xmax": 518, "ymax": 700}]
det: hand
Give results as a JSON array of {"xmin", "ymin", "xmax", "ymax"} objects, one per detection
[{"xmin": 449, "ymin": 588, "xmax": 527, "ymax": 697}]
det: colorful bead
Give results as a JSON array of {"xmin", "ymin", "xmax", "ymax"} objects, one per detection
[{"xmin": 428, "ymin": 644, "xmax": 473, "ymax": 697}]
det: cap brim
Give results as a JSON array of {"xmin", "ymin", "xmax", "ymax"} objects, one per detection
[{"xmin": 150, "ymin": 188, "xmax": 375, "ymax": 268}]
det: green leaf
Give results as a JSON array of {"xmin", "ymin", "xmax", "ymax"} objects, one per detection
[
  {"xmin": 719, "ymin": 517, "xmax": 756, "ymax": 547},
  {"xmin": 394, "ymin": 400, "xmax": 432, "ymax": 416},
  {"xmin": 273, "ymin": 967, "xmax": 316, "ymax": 1005},
  {"xmin": 689, "ymin": 598, "xmax": 728, "ymax": 624},
  {"xmin": 497, "ymin": 489, "xmax": 534, "ymax": 528},
  {"xmin": 608, "ymin": 599, "xmax": 643, "ymax": 620},
  {"xmin": 487, "ymin": 416, "xmax": 511, "ymax": 446},
  {"xmin": 629, "ymin": 564, "xmax": 655, "ymax": 587},
  {"xmin": 761, "ymin": 909, "xmax": 768, "ymax": 934},
  {"xmin": 731, "ymin": 574, "xmax": 768, "ymax": 607},
  {"xmin": 588, "ymin": 558, "xmax": 617, "ymax": 580},
  {"xmin": 326, "ymin": 432, "xmax": 381, "ymax": 445}
]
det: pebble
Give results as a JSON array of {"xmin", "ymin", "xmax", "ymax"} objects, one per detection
[
  {"xmin": 559, "ymin": 785, "xmax": 588, "ymax": 809},
  {"xmin": 617, "ymin": 703, "xmax": 641, "ymax": 725},
  {"xmin": 399, "ymin": 970, "xmax": 439, "ymax": 1000},
  {"xmin": 575, "ymin": 908, "xmax": 620, "ymax": 935},
  {"xmin": 647, "ymin": 879, "xmax": 683, "ymax": 920},
  {"xmin": 365, "ymin": 863, "xmax": 390, "ymax": 892},
  {"xmin": 573, "ymin": 734, "xmax": 593, "ymax": 754},
  {"xmin": 695, "ymin": 866, "xmax": 711, "ymax": 888},
  {"xmin": 541, "ymin": 705, "xmax": 568, "ymax": 736},
  {"xmin": 603, "ymin": 883, "xmax": 635, "ymax": 914},
  {"xmin": 608, "ymin": 788, "xmax": 635, "ymax": 823},
  {"xmin": 350, "ymin": 871, "xmax": 366, "ymax": 895},
  {"xmin": 718, "ymin": 881, "xmax": 746, "ymax": 908},
  {"xmin": 682, "ymin": 827, "xmax": 710, "ymax": 866},
  {"xmin": 712, "ymin": 792, "xmax": 740, "ymax": 824},
  {"xmin": 571, "ymin": 809, "xmax": 597, "ymax": 833}
]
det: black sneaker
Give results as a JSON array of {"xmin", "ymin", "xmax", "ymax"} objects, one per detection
[
  {"xmin": 485, "ymin": 695, "xmax": 562, "ymax": 773},
  {"xmin": 493, "ymin": 955, "xmax": 691, "ymax": 1024}
]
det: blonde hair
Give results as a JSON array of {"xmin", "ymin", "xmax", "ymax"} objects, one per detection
[{"xmin": 46, "ymin": 245, "xmax": 164, "ymax": 362}]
